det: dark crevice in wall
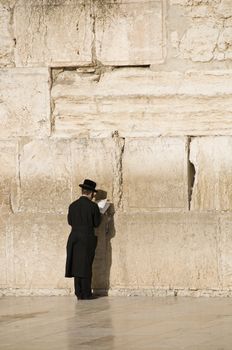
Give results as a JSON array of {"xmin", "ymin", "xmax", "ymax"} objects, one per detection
[
  {"xmin": 90, "ymin": 0, "xmax": 97, "ymax": 64},
  {"xmin": 112, "ymin": 131, "xmax": 125, "ymax": 210},
  {"xmin": 49, "ymin": 68, "xmax": 55, "ymax": 135},
  {"xmin": 187, "ymin": 136, "xmax": 196, "ymax": 211},
  {"xmin": 112, "ymin": 65, "xmax": 151, "ymax": 69}
]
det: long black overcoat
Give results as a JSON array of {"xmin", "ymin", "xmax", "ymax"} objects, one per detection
[{"xmin": 65, "ymin": 196, "xmax": 101, "ymax": 278}]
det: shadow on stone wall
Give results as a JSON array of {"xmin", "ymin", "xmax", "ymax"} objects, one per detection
[{"xmin": 92, "ymin": 189, "xmax": 115, "ymax": 295}]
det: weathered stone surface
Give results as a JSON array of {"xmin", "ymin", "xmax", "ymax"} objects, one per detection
[
  {"xmin": 218, "ymin": 28, "xmax": 232, "ymax": 60},
  {"xmin": 0, "ymin": 3, "xmax": 15, "ymax": 67},
  {"xmin": 52, "ymin": 68, "xmax": 232, "ymax": 137},
  {"xmin": 170, "ymin": 0, "xmax": 232, "ymax": 64},
  {"xmin": 179, "ymin": 22, "xmax": 219, "ymax": 62},
  {"xmin": 215, "ymin": 0, "xmax": 232, "ymax": 18},
  {"xmin": 220, "ymin": 214, "xmax": 232, "ymax": 289},
  {"xmin": 5, "ymin": 213, "xmax": 69, "ymax": 288},
  {"xmin": 0, "ymin": 141, "xmax": 17, "ymax": 212},
  {"xmin": 0, "ymin": 68, "xmax": 50, "ymax": 138},
  {"xmin": 123, "ymin": 138, "xmax": 188, "ymax": 210},
  {"xmin": 95, "ymin": 0, "xmax": 165, "ymax": 65},
  {"xmin": 70, "ymin": 138, "xmax": 116, "ymax": 202},
  {"xmin": 170, "ymin": 1, "xmax": 221, "ymax": 8},
  {"xmin": 13, "ymin": 137, "xmax": 118, "ymax": 212},
  {"xmin": 110, "ymin": 212, "xmax": 220, "ymax": 290},
  {"xmin": 190, "ymin": 137, "xmax": 232, "ymax": 211},
  {"xmin": 14, "ymin": 0, "xmax": 93, "ymax": 67},
  {"xmin": 1, "ymin": 0, "xmax": 232, "ymax": 296},
  {"xmin": 13, "ymin": 139, "xmax": 72, "ymax": 214}
]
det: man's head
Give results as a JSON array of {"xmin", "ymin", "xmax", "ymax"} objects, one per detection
[
  {"xmin": 81, "ymin": 188, "xmax": 94, "ymax": 199},
  {"xmin": 79, "ymin": 179, "xmax": 97, "ymax": 199}
]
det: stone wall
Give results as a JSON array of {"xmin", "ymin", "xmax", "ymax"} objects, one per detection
[{"xmin": 1, "ymin": 0, "xmax": 232, "ymax": 297}]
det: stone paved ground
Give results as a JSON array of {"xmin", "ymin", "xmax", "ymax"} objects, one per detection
[{"xmin": 0, "ymin": 296, "xmax": 232, "ymax": 350}]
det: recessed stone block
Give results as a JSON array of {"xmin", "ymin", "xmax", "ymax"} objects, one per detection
[
  {"xmin": 51, "ymin": 68, "xmax": 232, "ymax": 137},
  {"xmin": 0, "ymin": 68, "xmax": 50, "ymax": 138},
  {"xmin": 95, "ymin": 0, "xmax": 165, "ymax": 65},
  {"xmin": 14, "ymin": 0, "xmax": 93, "ymax": 67},
  {"xmin": 123, "ymin": 138, "xmax": 188, "ymax": 210},
  {"xmin": 14, "ymin": 139, "xmax": 71, "ymax": 214},
  {"xmin": 190, "ymin": 137, "xmax": 232, "ymax": 211},
  {"xmin": 110, "ymin": 212, "xmax": 220, "ymax": 290}
]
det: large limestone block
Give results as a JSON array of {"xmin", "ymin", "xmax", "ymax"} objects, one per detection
[
  {"xmin": 70, "ymin": 138, "xmax": 116, "ymax": 202},
  {"xmin": 95, "ymin": 0, "xmax": 165, "ymax": 65},
  {"xmin": 5, "ymin": 213, "xmax": 69, "ymax": 288},
  {"xmin": 14, "ymin": 138, "xmax": 118, "ymax": 214},
  {"xmin": 110, "ymin": 212, "xmax": 220, "ymax": 290},
  {"xmin": 14, "ymin": 0, "xmax": 93, "ymax": 67},
  {"xmin": 179, "ymin": 22, "xmax": 219, "ymax": 62},
  {"xmin": 219, "ymin": 214, "xmax": 232, "ymax": 289},
  {"xmin": 12, "ymin": 139, "xmax": 71, "ymax": 214},
  {"xmin": 0, "ymin": 141, "xmax": 17, "ymax": 212},
  {"xmin": 123, "ymin": 138, "xmax": 188, "ymax": 210},
  {"xmin": 0, "ymin": 68, "xmax": 50, "ymax": 138},
  {"xmin": 0, "ymin": 3, "xmax": 15, "ymax": 67},
  {"xmin": 190, "ymin": 137, "xmax": 232, "ymax": 211},
  {"xmin": 51, "ymin": 68, "xmax": 232, "ymax": 137}
]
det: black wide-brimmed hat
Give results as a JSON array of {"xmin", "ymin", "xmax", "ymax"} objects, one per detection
[{"xmin": 79, "ymin": 179, "xmax": 98, "ymax": 193}]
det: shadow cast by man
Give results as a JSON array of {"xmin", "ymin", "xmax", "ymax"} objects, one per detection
[{"xmin": 92, "ymin": 189, "xmax": 116, "ymax": 296}]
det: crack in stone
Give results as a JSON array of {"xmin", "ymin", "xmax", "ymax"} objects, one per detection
[
  {"xmin": 187, "ymin": 136, "xmax": 196, "ymax": 210},
  {"xmin": 112, "ymin": 131, "xmax": 125, "ymax": 211}
]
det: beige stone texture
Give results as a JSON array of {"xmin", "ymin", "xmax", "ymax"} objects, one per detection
[
  {"xmin": 95, "ymin": 0, "xmax": 165, "ymax": 65},
  {"xmin": 219, "ymin": 214, "xmax": 232, "ymax": 289},
  {"xmin": 215, "ymin": 0, "xmax": 232, "ymax": 18},
  {"xmin": 190, "ymin": 137, "xmax": 232, "ymax": 211},
  {"xmin": 3, "ymin": 212, "xmax": 70, "ymax": 289},
  {"xmin": 123, "ymin": 138, "xmax": 188, "ymax": 210},
  {"xmin": 218, "ymin": 28, "xmax": 232, "ymax": 60},
  {"xmin": 0, "ymin": 140, "xmax": 17, "ymax": 212},
  {"xmin": 169, "ymin": 0, "xmax": 232, "ymax": 65},
  {"xmin": 110, "ymin": 212, "xmax": 220, "ymax": 290},
  {"xmin": 13, "ymin": 0, "xmax": 93, "ymax": 67},
  {"xmin": 13, "ymin": 139, "xmax": 72, "ymax": 214},
  {"xmin": 0, "ymin": 3, "xmax": 15, "ymax": 67},
  {"xmin": 0, "ymin": 68, "xmax": 50, "ymax": 138},
  {"xmin": 70, "ymin": 138, "xmax": 116, "ymax": 202},
  {"xmin": 179, "ymin": 22, "xmax": 219, "ymax": 62},
  {"xmin": 52, "ymin": 68, "xmax": 232, "ymax": 137}
]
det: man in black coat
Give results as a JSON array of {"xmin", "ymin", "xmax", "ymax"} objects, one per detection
[{"xmin": 65, "ymin": 179, "xmax": 101, "ymax": 300}]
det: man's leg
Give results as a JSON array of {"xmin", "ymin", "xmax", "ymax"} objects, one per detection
[
  {"xmin": 81, "ymin": 275, "xmax": 92, "ymax": 299},
  {"xmin": 74, "ymin": 277, "xmax": 82, "ymax": 299}
]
